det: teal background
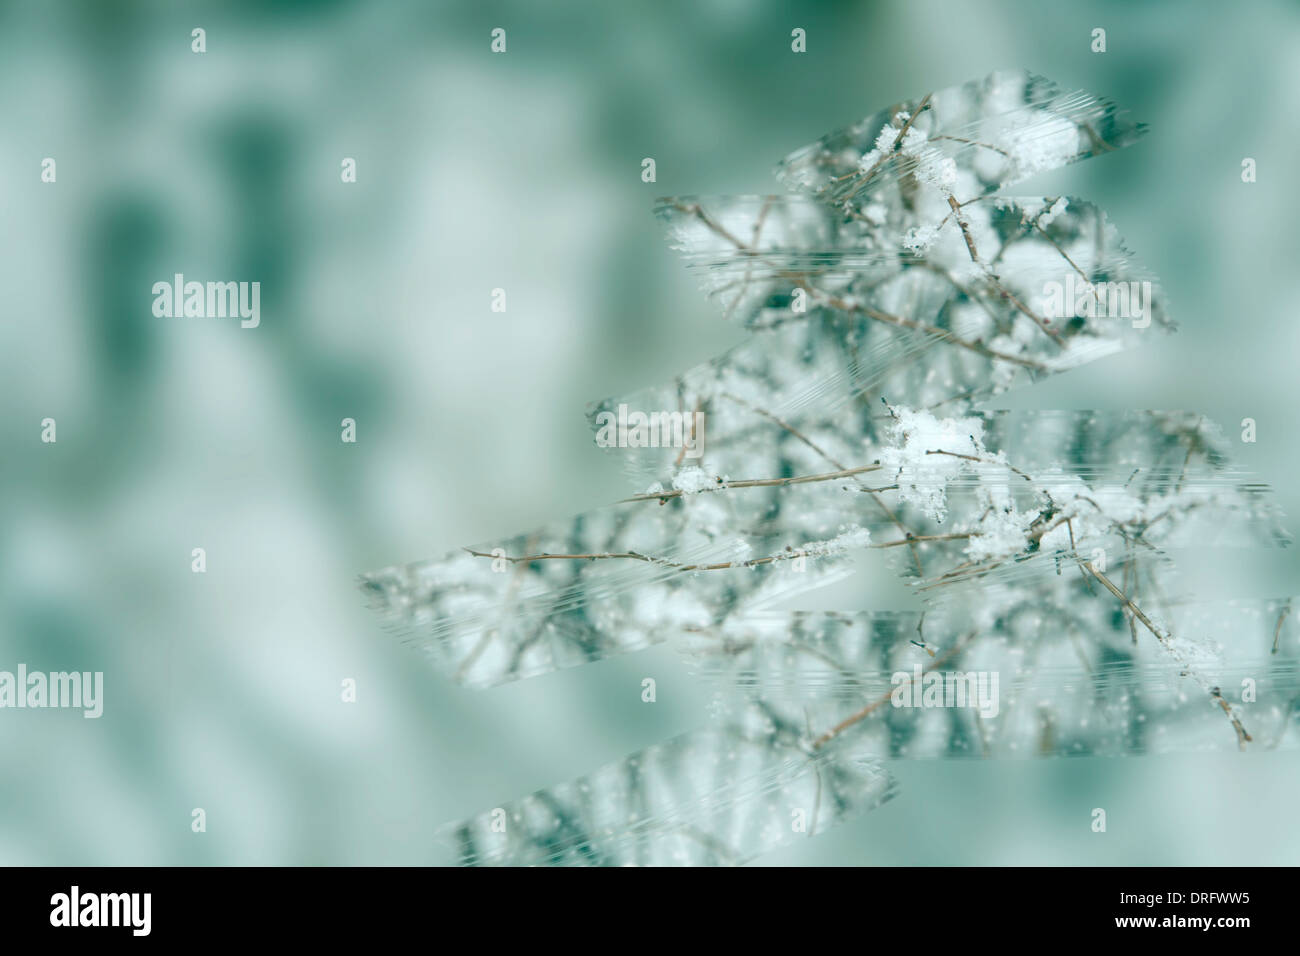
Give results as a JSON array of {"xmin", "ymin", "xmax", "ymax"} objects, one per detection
[{"xmin": 2, "ymin": 0, "xmax": 1299, "ymax": 864}]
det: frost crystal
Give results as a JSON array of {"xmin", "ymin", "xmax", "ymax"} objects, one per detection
[
  {"xmin": 878, "ymin": 407, "xmax": 990, "ymax": 522},
  {"xmin": 670, "ymin": 465, "xmax": 714, "ymax": 494}
]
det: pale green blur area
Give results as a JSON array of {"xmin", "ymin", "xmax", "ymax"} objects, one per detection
[{"xmin": 1, "ymin": 0, "xmax": 1298, "ymax": 865}]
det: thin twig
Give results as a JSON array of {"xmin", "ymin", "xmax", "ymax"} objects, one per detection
[
  {"xmin": 891, "ymin": 93, "xmax": 932, "ymax": 150},
  {"xmin": 811, "ymin": 284, "xmax": 1050, "ymax": 372},
  {"xmin": 1084, "ymin": 561, "xmax": 1251, "ymax": 749},
  {"xmin": 464, "ymin": 532, "xmax": 971, "ymax": 572},
  {"xmin": 924, "ymin": 448, "xmax": 1035, "ymax": 482},
  {"xmin": 811, "ymin": 632, "xmax": 975, "ymax": 750},
  {"xmin": 947, "ymin": 193, "xmax": 982, "ymax": 266},
  {"xmin": 1274, "ymin": 600, "xmax": 1292, "ymax": 655},
  {"xmin": 619, "ymin": 463, "xmax": 885, "ymax": 503},
  {"xmin": 721, "ymin": 391, "xmax": 926, "ymax": 576},
  {"xmin": 669, "ymin": 200, "xmax": 1050, "ymax": 373}
]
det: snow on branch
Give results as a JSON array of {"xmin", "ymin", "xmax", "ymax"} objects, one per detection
[{"xmin": 362, "ymin": 71, "xmax": 1297, "ymax": 864}]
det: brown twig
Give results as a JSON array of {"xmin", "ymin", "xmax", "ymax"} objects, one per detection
[
  {"xmin": 619, "ymin": 463, "xmax": 885, "ymax": 503},
  {"xmin": 464, "ymin": 531, "xmax": 971, "ymax": 573},
  {"xmin": 947, "ymin": 193, "xmax": 982, "ymax": 266},
  {"xmin": 721, "ymin": 391, "xmax": 926, "ymax": 576},
  {"xmin": 1084, "ymin": 561, "xmax": 1251, "ymax": 749},
  {"xmin": 811, "ymin": 284, "xmax": 1049, "ymax": 372},
  {"xmin": 669, "ymin": 200, "xmax": 1050, "ymax": 373},
  {"xmin": 924, "ymin": 448, "xmax": 1035, "ymax": 482},
  {"xmin": 892, "ymin": 93, "xmax": 932, "ymax": 150},
  {"xmin": 997, "ymin": 284, "xmax": 1068, "ymax": 349},
  {"xmin": 810, "ymin": 632, "xmax": 975, "ymax": 750},
  {"xmin": 1274, "ymin": 600, "xmax": 1292, "ymax": 655}
]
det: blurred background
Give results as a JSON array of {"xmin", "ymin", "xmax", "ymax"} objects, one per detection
[{"xmin": 2, "ymin": 0, "xmax": 1299, "ymax": 864}]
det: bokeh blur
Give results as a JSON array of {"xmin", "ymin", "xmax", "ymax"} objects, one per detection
[{"xmin": 2, "ymin": 0, "xmax": 1299, "ymax": 864}]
